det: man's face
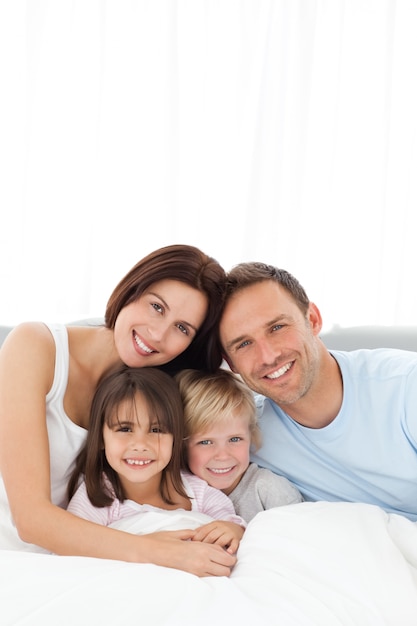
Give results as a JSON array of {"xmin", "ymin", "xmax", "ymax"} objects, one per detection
[{"xmin": 219, "ymin": 280, "xmax": 322, "ymax": 408}]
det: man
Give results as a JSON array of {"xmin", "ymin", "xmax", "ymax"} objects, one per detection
[{"xmin": 219, "ymin": 262, "xmax": 417, "ymax": 521}]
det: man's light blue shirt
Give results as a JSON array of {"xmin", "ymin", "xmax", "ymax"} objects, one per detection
[{"xmin": 251, "ymin": 348, "xmax": 417, "ymax": 521}]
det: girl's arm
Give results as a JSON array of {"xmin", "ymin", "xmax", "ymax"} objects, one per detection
[{"xmin": 0, "ymin": 324, "xmax": 236, "ymax": 576}]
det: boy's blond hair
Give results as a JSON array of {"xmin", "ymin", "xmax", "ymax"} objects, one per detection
[{"xmin": 176, "ymin": 368, "xmax": 262, "ymax": 451}]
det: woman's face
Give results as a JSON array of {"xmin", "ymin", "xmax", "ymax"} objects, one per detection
[{"xmin": 114, "ymin": 279, "xmax": 208, "ymax": 367}]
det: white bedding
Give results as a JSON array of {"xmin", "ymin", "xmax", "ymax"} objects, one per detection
[
  {"xmin": 109, "ymin": 507, "xmax": 217, "ymax": 533},
  {"xmin": 1, "ymin": 501, "xmax": 417, "ymax": 625}
]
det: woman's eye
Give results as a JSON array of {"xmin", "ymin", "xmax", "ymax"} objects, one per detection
[
  {"xmin": 151, "ymin": 303, "xmax": 163, "ymax": 313},
  {"xmin": 176, "ymin": 323, "xmax": 189, "ymax": 335}
]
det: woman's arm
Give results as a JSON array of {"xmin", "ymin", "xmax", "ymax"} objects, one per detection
[{"xmin": 0, "ymin": 324, "xmax": 236, "ymax": 576}]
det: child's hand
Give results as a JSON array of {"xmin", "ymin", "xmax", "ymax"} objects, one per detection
[{"xmin": 191, "ymin": 521, "xmax": 245, "ymax": 554}]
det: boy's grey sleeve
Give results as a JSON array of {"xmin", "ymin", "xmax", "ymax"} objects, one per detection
[
  {"xmin": 257, "ymin": 469, "xmax": 304, "ymax": 508},
  {"xmin": 229, "ymin": 464, "xmax": 303, "ymax": 523}
]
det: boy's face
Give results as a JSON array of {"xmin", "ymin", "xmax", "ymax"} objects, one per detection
[{"xmin": 186, "ymin": 410, "xmax": 251, "ymax": 495}]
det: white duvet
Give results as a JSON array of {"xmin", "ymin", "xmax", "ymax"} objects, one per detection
[{"xmin": 1, "ymin": 501, "xmax": 417, "ymax": 625}]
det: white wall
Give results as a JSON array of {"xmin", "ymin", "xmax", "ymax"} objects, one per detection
[{"xmin": 1, "ymin": 1, "xmax": 416, "ymax": 329}]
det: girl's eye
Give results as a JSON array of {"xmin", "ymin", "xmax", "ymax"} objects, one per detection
[
  {"xmin": 198, "ymin": 439, "xmax": 212, "ymax": 446},
  {"xmin": 230, "ymin": 436, "xmax": 242, "ymax": 443},
  {"xmin": 150, "ymin": 425, "xmax": 164, "ymax": 434},
  {"xmin": 117, "ymin": 426, "xmax": 132, "ymax": 433}
]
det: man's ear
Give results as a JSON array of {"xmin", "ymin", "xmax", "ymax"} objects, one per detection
[
  {"xmin": 308, "ymin": 302, "xmax": 323, "ymax": 336},
  {"xmin": 222, "ymin": 353, "xmax": 237, "ymax": 373}
]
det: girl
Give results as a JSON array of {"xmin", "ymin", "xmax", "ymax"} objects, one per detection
[
  {"xmin": 67, "ymin": 366, "xmax": 245, "ymax": 555},
  {"xmin": 0, "ymin": 244, "xmax": 235, "ymax": 576},
  {"xmin": 176, "ymin": 368, "xmax": 303, "ymax": 523}
]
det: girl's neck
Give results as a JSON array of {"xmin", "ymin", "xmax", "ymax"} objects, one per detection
[{"xmin": 121, "ymin": 473, "xmax": 191, "ymax": 511}]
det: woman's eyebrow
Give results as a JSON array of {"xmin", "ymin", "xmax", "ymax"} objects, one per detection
[{"xmin": 148, "ymin": 290, "xmax": 169, "ymax": 309}]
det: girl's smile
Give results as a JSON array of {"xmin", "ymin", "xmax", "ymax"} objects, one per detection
[{"xmin": 103, "ymin": 394, "xmax": 174, "ymax": 499}]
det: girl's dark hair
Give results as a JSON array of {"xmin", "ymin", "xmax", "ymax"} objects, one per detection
[
  {"xmin": 67, "ymin": 366, "xmax": 187, "ymax": 507},
  {"xmin": 104, "ymin": 244, "xmax": 226, "ymax": 374}
]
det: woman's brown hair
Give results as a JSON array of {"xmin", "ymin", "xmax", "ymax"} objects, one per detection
[{"xmin": 67, "ymin": 366, "xmax": 188, "ymax": 507}]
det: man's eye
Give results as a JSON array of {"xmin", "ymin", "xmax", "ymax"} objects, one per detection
[
  {"xmin": 237, "ymin": 340, "xmax": 250, "ymax": 350},
  {"xmin": 272, "ymin": 324, "xmax": 283, "ymax": 332}
]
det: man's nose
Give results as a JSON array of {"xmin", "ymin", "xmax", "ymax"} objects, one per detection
[{"xmin": 256, "ymin": 338, "xmax": 279, "ymax": 364}]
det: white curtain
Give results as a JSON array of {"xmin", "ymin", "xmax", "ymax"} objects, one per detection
[{"xmin": 1, "ymin": 0, "xmax": 416, "ymax": 330}]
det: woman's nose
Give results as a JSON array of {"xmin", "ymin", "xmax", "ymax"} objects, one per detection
[{"xmin": 147, "ymin": 321, "xmax": 170, "ymax": 343}]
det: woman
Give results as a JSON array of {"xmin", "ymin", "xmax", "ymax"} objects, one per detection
[{"xmin": 0, "ymin": 244, "xmax": 235, "ymax": 577}]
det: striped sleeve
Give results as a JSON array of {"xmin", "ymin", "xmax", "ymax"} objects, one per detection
[
  {"xmin": 182, "ymin": 472, "xmax": 246, "ymax": 528},
  {"xmin": 67, "ymin": 480, "xmax": 116, "ymax": 526}
]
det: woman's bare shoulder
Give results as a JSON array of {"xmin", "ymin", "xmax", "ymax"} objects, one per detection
[
  {"xmin": 2, "ymin": 321, "xmax": 57, "ymax": 349},
  {"xmin": 0, "ymin": 322, "xmax": 57, "ymax": 388}
]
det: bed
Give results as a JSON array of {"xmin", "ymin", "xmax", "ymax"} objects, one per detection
[{"xmin": 1, "ymin": 322, "xmax": 417, "ymax": 625}]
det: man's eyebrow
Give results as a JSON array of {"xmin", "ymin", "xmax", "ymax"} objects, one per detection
[
  {"xmin": 224, "ymin": 334, "xmax": 248, "ymax": 351},
  {"xmin": 148, "ymin": 291, "xmax": 199, "ymax": 333},
  {"xmin": 224, "ymin": 315, "xmax": 289, "ymax": 350}
]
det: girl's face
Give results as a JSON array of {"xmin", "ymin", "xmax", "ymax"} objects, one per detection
[
  {"xmin": 103, "ymin": 393, "xmax": 173, "ymax": 498},
  {"xmin": 114, "ymin": 279, "xmax": 208, "ymax": 367},
  {"xmin": 186, "ymin": 410, "xmax": 252, "ymax": 495}
]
